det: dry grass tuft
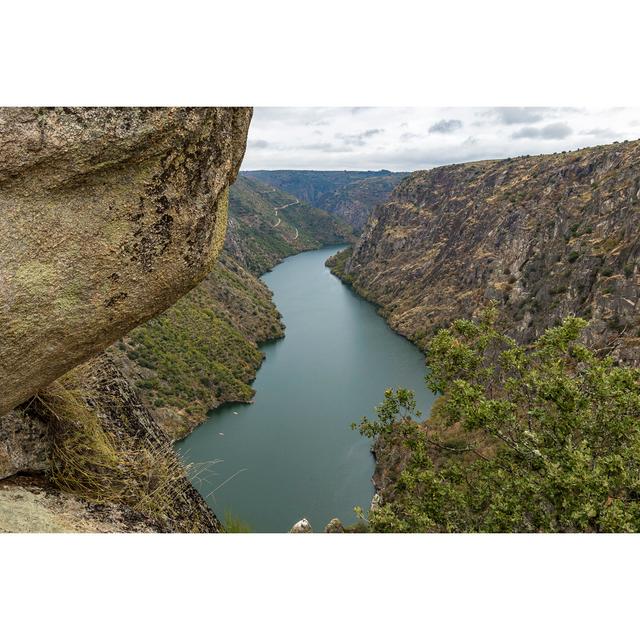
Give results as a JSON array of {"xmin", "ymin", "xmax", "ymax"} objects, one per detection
[{"xmin": 35, "ymin": 370, "xmax": 213, "ymax": 532}]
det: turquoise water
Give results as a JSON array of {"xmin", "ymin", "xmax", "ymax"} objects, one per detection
[{"xmin": 176, "ymin": 245, "xmax": 435, "ymax": 532}]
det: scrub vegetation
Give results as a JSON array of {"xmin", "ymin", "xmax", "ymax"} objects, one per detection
[{"xmin": 357, "ymin": 307, "xmax": 640, "ymax": 532}]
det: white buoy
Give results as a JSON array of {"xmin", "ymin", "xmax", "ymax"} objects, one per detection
[{"xmin": 219, "ymin": 432, "xmax": 224, "ymax": 436}]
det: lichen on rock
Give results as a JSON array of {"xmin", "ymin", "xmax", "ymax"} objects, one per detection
[{"xmin": 0, "ymin": 107, "xmax": 252, "ymax": 415}]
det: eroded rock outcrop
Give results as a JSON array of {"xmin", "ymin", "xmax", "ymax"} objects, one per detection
[
  {"xmin": 0, "ymin": 107, "xmax": 252, "ymax": 415},
  {"xmin": 323, "ymin": 517, "xmax": 345, "ymax": 533}
]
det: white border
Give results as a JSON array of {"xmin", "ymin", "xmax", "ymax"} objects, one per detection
[
  {"xmin": 2, "ymin": 1, "xmax": 640, "ymax": 636},
  {"xmin": 0, "ymin": 0, "xmax": 638, "ymax": 105},
  {"xmin": 2, "ymin": 533, "xmax": 639, "ymax": 638}
]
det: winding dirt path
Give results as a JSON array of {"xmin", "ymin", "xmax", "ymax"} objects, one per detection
[{"xmin": 272, "ymin": 198, "xmax": 300, "ymax": 240}]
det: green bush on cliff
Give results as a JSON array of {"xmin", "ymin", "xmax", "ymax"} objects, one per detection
[{"xmin": 356, "ymin": 308, "xmax": 640, "ymax": 532}]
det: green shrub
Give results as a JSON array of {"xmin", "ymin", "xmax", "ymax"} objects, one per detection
[
  {"xmin": 224, "ymin": 510, "xmax": 253, "ymax": 533},
  {"xmin": 355, "ymin": 309, "xmax": 640, "ymax": 532}
]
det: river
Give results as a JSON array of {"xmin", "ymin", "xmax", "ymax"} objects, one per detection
[{"xmin": 176, "ymin": 245, "xmax": 435, "ymax": 532}]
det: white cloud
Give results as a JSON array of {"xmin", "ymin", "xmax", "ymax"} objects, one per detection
[{"xmin": 242, "ymin": 107, "xmax": 640, "ymax": 171}]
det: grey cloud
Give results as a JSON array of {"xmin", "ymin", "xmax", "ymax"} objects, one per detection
[
  {"xmin": 429, "ymin": 119, "xmax": 463, "ymax": 134},
  {"xmin": 489, "ymin": 107, "xmax": 548, "ymax": 125},
  {"xmin": 482, "ymin": 107, "xmax": 583, "ymax": 126},
  {"xmin": 353, "ymin": 145, "xmax": 503, "ymax": 170},
  {"xmin": 512, "ymin": 122, "xmax": 573, "ymax": 140},
  {"xmin": 335, "ymin": 128, "xmax": 384, "ymax": 146},
  {"xmin": 580, "ymin": 128, "xmax": 618, "ymax": 137},
  {"xmin": 243, "ymin": 107, "xmax": 640, "ymax": 172}
]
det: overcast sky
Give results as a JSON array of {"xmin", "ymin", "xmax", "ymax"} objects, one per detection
[{"xmin": 242, "ymin": 107, "xmax": 640, "ymax": 171}]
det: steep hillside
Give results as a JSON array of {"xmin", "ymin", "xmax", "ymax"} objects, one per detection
[
  {"xmin": 315, "ymin": 174, "xmax": 409, "ymax": 231},
  {"xmin": 111, "ymin": 252, "xmax": 284, "ymax": 440},
  {"xmin": 225, "ymin": 175, "xmax": 354, "ymax": 273},
  {"xmin": 330, "ymin": 140, "xmax": 640, "ymax": 364},
  {"xmin": 243, "ymin": 170, "xmax": 407, "ymax": 231}
]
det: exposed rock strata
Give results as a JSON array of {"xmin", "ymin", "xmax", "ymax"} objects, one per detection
[{"xmin": 0, "ymin": 106, "xmax": 252, "ymax": 414}]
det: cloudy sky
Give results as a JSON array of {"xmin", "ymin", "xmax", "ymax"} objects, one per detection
[{"xmin": 242, "ymin": 107, "xmax": 640, "ymax": 171}]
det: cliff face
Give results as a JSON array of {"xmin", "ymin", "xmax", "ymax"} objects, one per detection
[
  {"xmin": 338, "ymin": 140, "xmax": 640, "ymax": 362},
  {"xmin": 314, "ymin": 174, "xmax": 409, "ymax": 231},
  {"xmin": 0, "ymin": 107, "xmax": 252, "ymax": 415}
]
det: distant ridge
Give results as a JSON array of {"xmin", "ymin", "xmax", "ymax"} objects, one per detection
[{"xmin": 243, "ymin": 169, "xmax": 408, "ymax": 231}]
